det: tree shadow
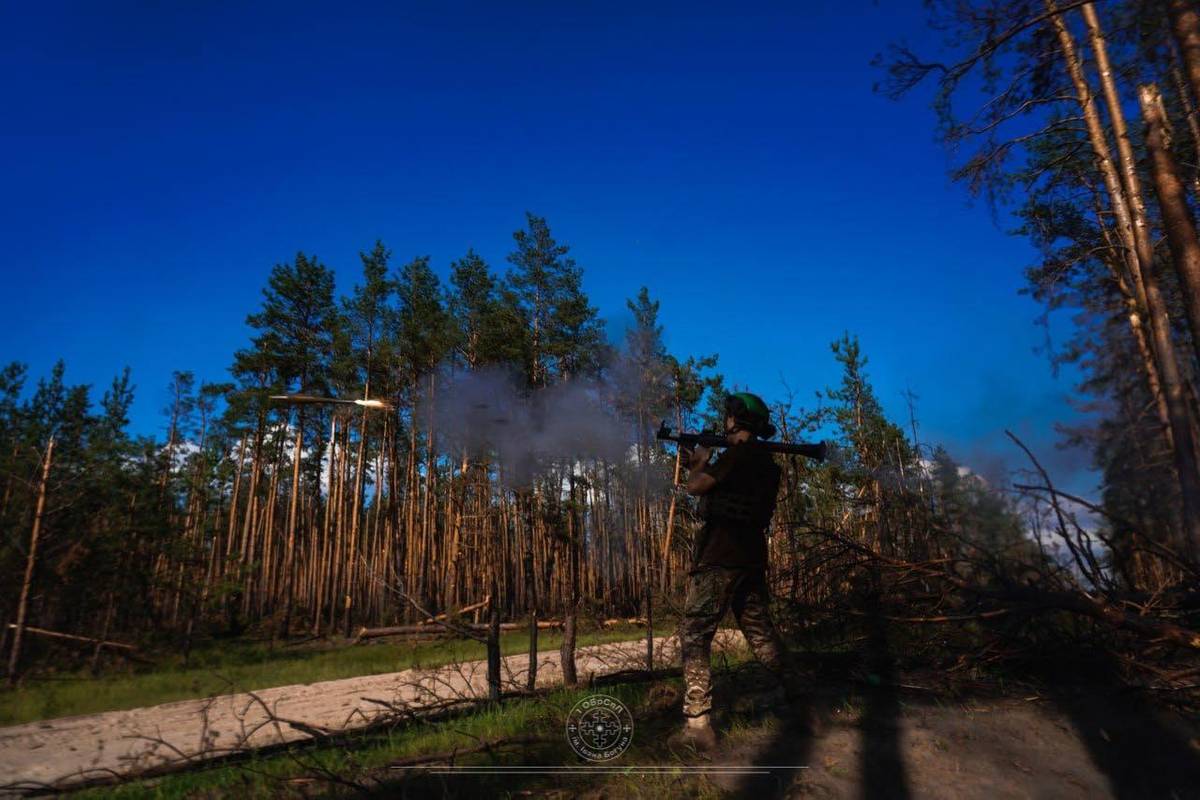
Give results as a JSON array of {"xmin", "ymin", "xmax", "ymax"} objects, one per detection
[
  {"xmin": 858, "ymin": 583, "xmax": 910, "ymax": 800},
  {"xmin": 713, "ymin": 583, "xmax": 912, "ymax": 800},
  {"xmin": 709, "ymin": 666, "xmax": 824, "ymax": 799},
  {"xmin": 1040, "ymin": 648, "xmax": 1200, "ymax": 799}
]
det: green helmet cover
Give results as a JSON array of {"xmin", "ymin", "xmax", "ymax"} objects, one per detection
[{"xmin": 725, "ymin": 392, "xmax": 775, "ymax": 437}]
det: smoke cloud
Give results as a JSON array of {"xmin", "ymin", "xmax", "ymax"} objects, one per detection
[{"xmin": 422, "ymin": 365, "xmax": 634, "ymax": 487}]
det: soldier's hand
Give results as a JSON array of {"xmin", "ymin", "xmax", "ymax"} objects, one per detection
[{"xmin": 687, "ymin": 445, "xmax": 711, "ymax": 471}]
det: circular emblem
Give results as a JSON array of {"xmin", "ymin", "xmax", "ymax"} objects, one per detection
[{"xmin": 564, "ymin": 694, "xmax": 634, "ymax": 761}]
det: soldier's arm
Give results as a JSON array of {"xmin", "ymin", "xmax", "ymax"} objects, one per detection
[
  {"xmin": 686, "ymin": 468, "xmax": 717, "ymax": 495},
  {"xmin": 685, "ymin": 446, "xmax": 721, "ymax": 495}
]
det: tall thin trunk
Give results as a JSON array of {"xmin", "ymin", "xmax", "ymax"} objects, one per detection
[
  {"xmin": 239, "ymin": 417, "xmax": 265, "ymax": 617},
  {"xmin": 313, "ymin": 417, "xmax": 337, "ymax": 635},
  {"xmin": 344, "ymin": 413, "xmax": 367, "ymax": 634},
  {"xmin": 260, "ymin": 428, "xmax": 286, "ymax": 615},
  {"xmin": 280, "ymin": 413, "xmax": 304, "ymax": 638},
  {"xmin": 560, "ymin": 473, "xmax": 579, "ymax": 687},
  {"xmin": 7, "ymin": 437, "xmax": 53, "ymax": 684},
  {"xmin": 1168, "ymin": 42, "xmax": 1200, "ymax": 196},
  {"xmin": 330, "ymin": 421, "xmax": 349, "ymax": 631},
  {"xmin": 659, "ymin": 407, "xmax": 685, "ymax": 588},
  {"xmin": 90, "ymin": 590, "xmax": 116, "ymax": 675},
  {"xmin": 487, "ymin": 574, "xmax": 501, "ymax": 702},
  {"xmin": 523, "ymin": 491, "xmax": 538, "ymax": 693},
  {"xmin": 336, "ymin": 422, "xmax": 351, "ymax": 633},
  {"xmin": 643, "ymin": 497, "xmax": 654, "ymax": 672},
  {"xmin": 405, "ymin": 403, "xmax": 418, "ymax": 613},
  {"xmin": 1140, "ymin": 83, "xmax": 1200, "ymax": 366},
  {"xmin": 224, "ymin": 436, "xmax": 247, "ymax": 579},
  {"xmin": 1166, "ymin": 0, "xmax": 1200, "ymax": 113},
  {"xmin": 1094, "ymin": 201, "xmax": 1177, "ymax": 450}
]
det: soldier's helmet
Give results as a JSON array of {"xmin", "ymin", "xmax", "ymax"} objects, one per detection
[{"xmin": 724, "ymin": 392, "xmax": 776, "ymax": 439}]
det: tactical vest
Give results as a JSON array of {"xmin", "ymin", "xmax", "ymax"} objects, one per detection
[{"xmin": 701, "ymin": 477, "xmax": 778, "ymax": 531}]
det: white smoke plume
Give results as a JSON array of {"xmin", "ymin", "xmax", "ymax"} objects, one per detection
[{"xmin": 423, "ymin": 365, "xmax": 634, "ymax": 487}]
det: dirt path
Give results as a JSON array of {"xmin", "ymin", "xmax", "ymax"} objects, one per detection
[
  {"xmin": 0, "ymin": 631, "xmax": 735, "ymax": 794},
  {"xmin": 4, "ymin": 633, "xmax": 1200, "ymax": 797},
  {"xmin": 695, "ymin": 680, "xmax": 1200, "ymax": 799}
]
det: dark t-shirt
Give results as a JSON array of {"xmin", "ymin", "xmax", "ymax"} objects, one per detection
[{"xmin": 694, "ymin": 441, "xmax": 782, "ymax": 568}]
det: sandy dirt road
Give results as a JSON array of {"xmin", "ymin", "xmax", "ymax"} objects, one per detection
[
  {"xmin": 6, "ymin": 632, "xmax": 1200, "ymax": 798},
  {"xmin": 0, "ymin": 631, "xmax": 740, "ymax": 794}
]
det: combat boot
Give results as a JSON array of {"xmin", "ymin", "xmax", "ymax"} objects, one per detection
[{"xmin": 670, "ymin": 713, "xmax": 718, "ymax": 751}]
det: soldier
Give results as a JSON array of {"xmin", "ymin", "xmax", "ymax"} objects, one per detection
[{"xmin": 672, "ymin": 392, "xmax": 804, "ymax": 750}]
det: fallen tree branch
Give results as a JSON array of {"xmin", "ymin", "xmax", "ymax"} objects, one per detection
[
  {"xmin": 6, "ymin": 623, "xmax": 152, "ymax": 665},
  {"xmin": 5, "ymin": 624, "xmax": 136, "ymax": 651},
  {"xmin": 419, "ymin": 595, "xmax": 490, "ymax": 625},
  {"xmin": 815, "ymin": 527, "xmax": 1200, "ymax": 650},
  {"xmin": 353, "ymin": 621, "xmax": 563, "ymax": 644}
]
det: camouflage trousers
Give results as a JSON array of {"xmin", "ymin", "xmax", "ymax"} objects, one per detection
[{"xmin": 680, "ymin": 565, "xmax": 800, "ymax": 718}]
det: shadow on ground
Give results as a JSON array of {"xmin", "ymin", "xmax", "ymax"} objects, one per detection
[
  {"xmin": 347, "ymin": 633, "xmax": 1200, "ymax": 799},
  {"xmin": 1040, "ymin": 648, "xmax": 1200, "ymax": 800}
]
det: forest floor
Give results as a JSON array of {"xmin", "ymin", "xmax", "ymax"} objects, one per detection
[{"xmin": 2, "ymin": 634, "xmax": 1200, "ymax": 798}]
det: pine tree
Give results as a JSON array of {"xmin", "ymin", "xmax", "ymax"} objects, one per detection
[
  {"xmin": 823, "ymin": 334, "xmax": 915, "ymax": 554},
  {"xmin": 244, "ymin": 252, "xmax": 338, "ymax": 634},
  {"xmin": 343, "ymin": 241, "xmax": 395, "ymax": 400},
  {"xmin": 506, "ymin": 213, "xmax": 604, "ymax": 385},
  {"xmin": 395, "ymin": 255, "xmax": 452, "ymax": 611},
  {"xmin": 617, "ymin": 287, "xmax": 673, "ymax": 448},
  {"xmin": 448, "ymin": 249, "xmax": 527, "ymax": 368}
]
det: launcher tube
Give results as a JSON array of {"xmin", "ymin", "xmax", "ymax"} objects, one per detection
[{"xmin": 655, "ymin": 424, "xmax": 826, "ymax": 461}]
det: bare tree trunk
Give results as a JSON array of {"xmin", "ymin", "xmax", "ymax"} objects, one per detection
[
  {"xmin": 313, "ymin": 417, "xmax": 337, "ymax": 635},
  {"xmin": 422, "ymin": 373, "xmax": 436, "ymax": 612},
  {"xmin": 659, "ymin": 444, "xmax": 683, "ymax": 589},
  {"xmin": 224, "ymin": 436, "xmax": 247, "ymax": 581},
  {"xmin": 1168, "ymin": 42, "xmax": 1200, "ymax": 196},
  {"xmin": 90, "ymin": 590, "xmax": 116, "ymax": 675},
  {"xmin": 1094, "ymin": 204, "xmax": 1178, "ymax": 450},
  {"xmin": 344, "ymin": 413, "xmax": 367, "ymax": 634},
  {"xmin": 560, "ymin": 473, "xmax": 579, "ymax": 688},
  {"xmin": 404, "ymin": 404, "xmax": 418, "ymax": 617},
  {"xmin": 1167, "ymin": 0, "xmax": 1200, "ymax": 113},
  {"xmin": 371, "ymin": 446, "xmax": 385, "ymax": 618},
  {"xmin": 643, "ymin": 497, "xmax": 654, "ymax": 672},
  {"xmin": 523, "ymin": 491, "xmax": 538, "ymax": 693},
  {"xmin": 333, "ymin": 421, "xmax": 350, "ymax": 633},
  {"xmin": 260, "ymin": 430, "xmax": 286, "ymax": 616},
  {"xmin": 239, "ymin": 419, "xmax": 265, "ymax": 618},
  {"xmin": 279, "ymin": 413, "xmax": 304, "ymax": 639},
  {"xmin": 487, "ymin": 574, "xmax": 501, "ymax": 702},
  {"xmin": 7, "ymin": 437, "xmax": 53, "ymax": 685},
  {"xmin": 1053, "ymin": 3, "xmax": 1168, "ymax": 441},
  {"xmin": 1140, "ymin": 83, "xmax": 1200, "ymax": 366}
]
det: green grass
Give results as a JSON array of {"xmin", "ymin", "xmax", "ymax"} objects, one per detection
[
  {"xmin": 69, "ymin": 652, "xmax": 759, "ymax": 800},
  {"xmin": 0, "ymin": 623, "xmax": 675, "ymax": 727},
  {"xmin": 67, "ymin": 684, "xmax": 655, "ymax": 799}
]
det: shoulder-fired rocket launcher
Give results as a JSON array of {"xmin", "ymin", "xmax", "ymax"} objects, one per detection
[{"xmin": 655, "ymin": 423, "xmax": 827, "ymax": 461}]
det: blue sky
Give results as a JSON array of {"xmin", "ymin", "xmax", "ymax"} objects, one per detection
[{"xmin": 0, "ymin": 1, "xmax": 1094, "ymax": 491}]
